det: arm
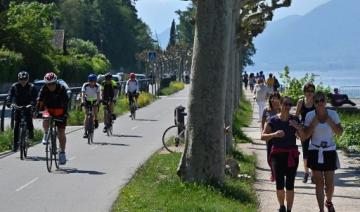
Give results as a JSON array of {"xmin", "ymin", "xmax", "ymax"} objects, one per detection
[
  {"xmin": 295, "ymin": 99, "xmax": 303, "ymax": 117},
  {"xmin": 136, "ymin": 80, "xmax": 140, "ymax": 93},
  {"xmin": 326, "ymin": 118, "xmax": 343, "ymax": 136},
  {"xmin": 289, "ymin": 119, "xmax": 306, "ymax": 141},
  {"xmin": 261, "ymin": 122, "xmax": 283, "ymax": 141},
  {"xmin": 304, "ymin": 116, "xmax": 319, "ymax": 140},
  {"xmin": 5, "ymin": 85, "xmax": 15, "ymax": 106},
  {"xmin": 124, "ymin": 80, "xmax": 128, "ymax": 94}
]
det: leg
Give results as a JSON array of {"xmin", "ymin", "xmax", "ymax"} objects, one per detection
[
  {"xmin": 272, "ymin": 154, "xmax": 286, "ymax": 208},
  {"xmin": 312, "ymin": 170, "xmax": 325, "ymax": 212},
  {"xmin": 93, "ymin": 105, "xmax": 99, "ymax": 128},
  {"xmin": 57, "ymin": 127, "xmax": 66, "ymax": 152},
  {"xmin": 324, "ymin": 171, "xmax": 335, "ymax": 209},
  {"xmin": 13, "ymin": 114, "xmax": 20, "ymax": 151},
  {"xmin": 83, "ymin": 106, "xmax": 88, "ymax": 130},
  {"xmin": 302, "ymin": 139, "xmax": 310, "ymax": 182},
  {"xmin": 285, "ymin": 162, "xmax": 298, "ymax": 210},
  {"xmin": 25, "ymin": 110, "xmax": 34, "ymax": 139}
]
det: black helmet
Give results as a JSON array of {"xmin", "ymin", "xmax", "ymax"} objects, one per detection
[
  {"xmin": 18, "ymin": 71, "xmax": 29, "ymax": 80},
  {"xmin": 105, "ymin": 73, "xmax": 112, "ymax": 80}
]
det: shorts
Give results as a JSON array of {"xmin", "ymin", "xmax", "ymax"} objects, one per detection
[
  {"xmin": 46, "ymin": 108, "xmax": 67, "ymax": 129},
  {"xmin": 308, "ymin": 150, "xmax": 338, "ymax": 171}
]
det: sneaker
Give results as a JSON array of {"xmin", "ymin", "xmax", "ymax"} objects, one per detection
[
  {"xmin": 103, "ymin": 127, "xmax": 107, "ymax": 133},
  {"xmin": 59, "ymin": 152, "xmax": 66, "ymax": 165},
  {"xmin": 42, "ymin": 133, "xmax": 49, "ymax": 145},
  {"xmin": 83, "ymin": 132, "xmax": 88, "ymax": 138},
  {"xmin": 279, "ymin": 205, "xmax": 286, "ymax": 212},
  {"xmin": 94, "ymin": 120, "xmax": 99, "ymax": 129},
  {"xmin": 303, "ymin": 172, "xmax": 309, "ymax": 183}
]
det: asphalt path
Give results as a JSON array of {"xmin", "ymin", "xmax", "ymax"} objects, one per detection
[{"xmin": 0, "ymin": 85, "xmax": 189, "ymax": 212}]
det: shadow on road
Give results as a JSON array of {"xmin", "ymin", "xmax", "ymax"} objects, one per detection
[
  {"xmin": 25, "ymin": 156, "xmax": 47, "ymax": 162},
  {"xmin": 92, "ymin": 142, "xmax": 129, "ymax": 146},
  {"xmin": 134, "ymin": 118, "xmax": 158, "ymax": 122},
  {"xmin": 54, "ymin": 167, "xmax": 106, "ymax": 175},
  {"xmin": 112, "ymin": 134, "xmax": 142, "ymax": 138}
]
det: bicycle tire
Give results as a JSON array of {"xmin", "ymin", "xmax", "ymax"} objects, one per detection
[
  {"xmin": 162, "ymin": 125, "xmax": 185, "ymax": 153},
  {"xmin": 130, "ymin": 102, "xmax": 136, "ymax": 120},
  {"xmin": 53, "ymin": 131, "xmax": 59, "ymax": 169},
  {"xmin": 19, "ymin": 127, "xmax": 25, "ymax": 160},
  {"xmin": 23, "ymin": 129, "xmax": 28, "ymax": 158},
  {"xmin": 46, "ymin": 132, "xmax": 52, "ymax": 172}
]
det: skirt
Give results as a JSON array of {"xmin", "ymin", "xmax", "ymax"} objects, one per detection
[{"xmin": 308, "ymin": 150, "xmax": 338, "ymax": 171}]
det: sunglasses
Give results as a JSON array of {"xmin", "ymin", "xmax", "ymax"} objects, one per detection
[
  {"xmin": 270, "ymin": 98, "xmax": 280, "ymax": 102},
  {"xmin": 305, "ymin": 90, "xmax": 314, "ymax": 93},
  {"xmin": 283, "ymin": 102, "xmax": 292, "ymax": 107},
  {"xmin": 315, "ymin": 98, "xmax": 325, "ymax": 104}
]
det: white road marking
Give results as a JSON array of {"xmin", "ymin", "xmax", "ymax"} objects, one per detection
[
  {"xmin": 131, "ymin": 126, "xmax": 138, "ymax": 130},
  {"xmin": 16, "ymin": 177, "xmax": 39, "ymax": 192}
]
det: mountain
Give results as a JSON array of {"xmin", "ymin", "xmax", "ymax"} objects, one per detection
[
  {"xmin": 156, "ymin": 28, "xmax": 170, "ymax": 49},
  {"xmin": 252, "ymin": 0, "xmax": 360, "ymax": 70}
]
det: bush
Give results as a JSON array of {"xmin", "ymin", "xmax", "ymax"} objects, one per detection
[
  {"xmin": 0, "ymin": 48, "xmax": 24, "ymax": 83},
  {"xmin": 0, "ymin": 128, "xmax": 43, "ymax": 153},
  {"xmin": 160, "ymin": 81, "xmax": 185, "ymax": 95},
  {"xmin": 337, "ymin": 121, "xmax": 360, "ymax": 149},
  {"xmin": 279, "ymin": 66, "xmax": 331, "ymax": 103}
]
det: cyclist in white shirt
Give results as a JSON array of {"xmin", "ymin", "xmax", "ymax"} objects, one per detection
[
  {"xmin": 125, "ymin": 73, "xmax": 140, "ymax": 108},
  {"xmin": 81, "ymin": 74, "xmax": 100, "ymax": 138}
]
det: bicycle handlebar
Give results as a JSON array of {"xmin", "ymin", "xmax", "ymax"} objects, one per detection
[{"xmin": 11, "ymin": 104, "xmax": 33, "ymax": 110}]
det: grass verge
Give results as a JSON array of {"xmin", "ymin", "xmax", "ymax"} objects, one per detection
[
  {"xmin": 67, "ymin": 92, "xmax": 157, "ymax": 125},
  {"xmin": 112, "ymin": 150, "xmax": 257, "ymax": 211},
  {"xmin": 233, "ymin": 92, "xmax": 253, "ymax": 143},
  {"xmin": 335, "ymin": 111, "xmax": 360, "ymax": 152},
  {"xmin": 0, "ymin": 128, "xmax": 43, "ymax": 152},
  {"xmin": 160, "ymin": 81, "xmax": 185, "ymax": 95}
]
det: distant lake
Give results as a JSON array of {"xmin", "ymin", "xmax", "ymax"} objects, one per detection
[{"xmin": 263, "ymin": 69, "xmax": 360, "ymax": 98}]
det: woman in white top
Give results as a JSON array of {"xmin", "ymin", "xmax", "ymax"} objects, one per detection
[
  {"xmin": 304, "ymin": 91, "xmax": 343, "ymax": 212},
  {"xmin": 254, "ymin": 78, "xmax": 270, "ymax": 122}
]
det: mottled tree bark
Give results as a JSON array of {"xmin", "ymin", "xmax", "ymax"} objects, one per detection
[{"xmin": 177, "ymin": 0, "xmax": 233, "ymax": 183}]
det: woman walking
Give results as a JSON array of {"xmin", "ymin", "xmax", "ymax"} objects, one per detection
[
  {"xmin": 261, "ymin": 96, "xmax": 306, "ymax": 212},
  {"xmin": 254, "ymin": 78, "xmax": 270, "ymax": 122},
  {"xmin": 295, "ymin": 83, "xmax": 316, "ymax": 183},
  {"xmin": 304, "ymin": 91, "xmax": 343, "ymax": 212},
  {"xmin": 261, "ymin": 91, "xmax": 281, "ymax": 181}
]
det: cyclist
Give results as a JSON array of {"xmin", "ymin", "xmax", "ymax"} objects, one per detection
[
  {"xmin": 36, "ymin": 72, "xmax": 69, "ymax": 165},
  {"xmin": 81, "ymin": 74, "xmax": 100, "ymax": 138},
  {"xmin": 5, "ymin": 71, "xmax": 37, "ymax": 152},
  {"xmin": 100, "ymin": 73, "xmax": 118, "ymax": 133},
  {"xmin": 125, "ymin": 73, "xmax": 140, "ymax": 110}
]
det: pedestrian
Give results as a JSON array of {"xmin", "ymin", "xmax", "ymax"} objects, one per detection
[
  {"xmin": 254, "ymin": 78, "xmax": 270, "ymax": 122},
  {"xmin": 295, "ymin": 82, "xmax": 316, "ymax": 183},
  {"xmin": 261, "ymin": 96, "xmax": 306, "ymax": 212},
  {"xmin": 266, "ymin": 73, "xmax": 275, "ymax": 91},
  {"xmin": 304, "ymin": 91, "xmax": 343, "ymax": 212},
  {"xmin": 249, "ymin": 73, "xmax": 256, "ymax": 92},
  {"xmin": 261, "ymin": 91, "xmax": 281, "ymax": 181},
  {"xmin": 243, "ymin": 71, "xmax": 249, "ymax": 90},
  {"xmin": 273, "ymin": 76, "xmax": 280, "ymax": 91}
]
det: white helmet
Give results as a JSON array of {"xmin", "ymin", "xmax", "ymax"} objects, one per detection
[{"xmin": 44, "ymin": 72, "xmax": 58, "ymax": 83}]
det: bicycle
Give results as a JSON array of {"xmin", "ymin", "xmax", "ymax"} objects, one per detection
[
  {"xmin": 162, "ymin": 123, "xmax": 186, "ymax": 153},
  {"xmin": 128, "ymin": 93, "xmax": 137, "ymax": 120},
  {"xmin": 84, "ymin": 100, "xmax": 97, "ymax": 144},
  {"xmin": 12, "ymin": 104, "xmax": 32, "ymax": 160},
  {"xmin": 103, "ymin": 100, "xmax": 113, "ymax": 136},
  {"xmin": 40, "ymin": 110, "xmax": 65, "ymax": 172}
]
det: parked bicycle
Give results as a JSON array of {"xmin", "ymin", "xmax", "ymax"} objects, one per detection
[
  {"xmin": 40, "ymin": 110, "xmax": 65, "ymax": 172},
  {"xmin": 103, "ymin": 100, "xmax": 113, "ymax": 136},
  {"xmin": 162, "ymin": 106, "xmax": 187, "ymax": 153},
  {"xmin": 12, "ymin": 104, "xmax": 32, "ymax": 160}
]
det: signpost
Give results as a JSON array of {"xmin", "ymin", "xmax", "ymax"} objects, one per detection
[{"xmin": 148, "ymin": 51, "xmax": 156, "ymax": 61}]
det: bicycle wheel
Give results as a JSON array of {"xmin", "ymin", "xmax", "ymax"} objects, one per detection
[
  {"xmin": 52, "ymin": 132, "xmax": 59, "ymax": 169},
  {"xmin": 23, "ymin": 129, "xmax": 29, "ymax": 158},
  {"xmin": 130, "ymin": 103, "xmax": 136, "ymax": 120},
  {"xmin": 46, "ymin": 132, "xmax": 52, "ymax": 172},
  {"xmin": 162, "ymin": 125, "xmax": 185, "ymax": 153},
  {"xmin": 19, "ymin": 127, "xmax": 25, "ymax": 160}
]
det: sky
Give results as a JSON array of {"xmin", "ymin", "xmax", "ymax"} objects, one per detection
[{"xmin": 136, "ymin": 0, "xmax": 331, "ymax": 35}]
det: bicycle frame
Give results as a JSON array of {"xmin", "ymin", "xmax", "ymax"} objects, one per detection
[{"xmin": 12, "ymin": 104, "xmax": 32, "ymax": 160}]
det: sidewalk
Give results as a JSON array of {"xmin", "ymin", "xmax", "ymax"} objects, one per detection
[{"xmin": 238, "ymin": 88, "xmax": 360, "ymax": 212}]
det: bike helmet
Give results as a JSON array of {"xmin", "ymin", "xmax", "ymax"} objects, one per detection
[
  {"xmin": 44, "ymin": 72, "xmax": 58, "ymax": 84},
  {"xmin": 88, "ymin": 73, "xmax": 97, "ymax": 82},
  {"xmin": 18, "ymin": 71, "xmax": 29, "ymax": 80},
  {"xmin": 129, "ymin": 73, "xmax": 136, "ymax": 79},
  {"xmin": 105, "ymin": 73, "xmax": 112, "ymax": 80}
]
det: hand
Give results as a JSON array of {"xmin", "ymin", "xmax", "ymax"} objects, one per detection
[
  {"xmin": 310, "ymin": 117, "xmax": 319, "ymax": 127},
  {"xmin": 274, "ymin": 130, "xmax": 285, "ymax": 138},
  {"xmin": 289, "ymin": 120, "xmax": 302, "ymax": 130}
]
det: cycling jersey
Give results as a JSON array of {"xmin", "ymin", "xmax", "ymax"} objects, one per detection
[
  {"xmin": 37, "ymin": 83, "xmax": 69, "ymax": 115},
  {"xmin": 81, "ymin": 82, "xmax": 100, "ymax": 102},
  {"xmin": 101, "ymin": 80, "xmax": 117, "ymax": 101},
  {"xmin": 125, "ymin": 79, "xmax": 139, "ymax": 94},
  {"xmin": 6, "ymin": 82, "xmax": 37, "ymax": 106}
]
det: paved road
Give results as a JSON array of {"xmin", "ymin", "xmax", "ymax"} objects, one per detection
[
  {"xmin": 239, "ymin": 88, "xmax": 360, "ymax": 212},
  {"xmin": 0, "ymin": 86, "xmax": 189, "ymax": 212}
]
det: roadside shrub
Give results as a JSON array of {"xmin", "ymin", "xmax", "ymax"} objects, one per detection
[
  {"xmin": 337, "ymin": 121, "xmax": 360, "ymax": 149},
  {"xmin": 160, "ymin": 81, "xmax": 185, "ymax": 95},
  {"xmin": 0, "ymin": 48, "xmax": 24, "ymax": 83}
]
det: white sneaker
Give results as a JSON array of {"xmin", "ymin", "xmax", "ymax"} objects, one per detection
[{"xmin": 42, "ymin": 133, "xmax": 48, "ymax": 145}]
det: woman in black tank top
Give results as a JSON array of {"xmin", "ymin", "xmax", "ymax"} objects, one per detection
[{"xmin": 295, "ymin": 82, "xmax": 315, "ymax": 183}]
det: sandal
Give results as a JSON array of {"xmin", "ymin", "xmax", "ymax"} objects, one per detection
[{"xmin": 325, "ymin": 200, "xmax": 335, "ymax": 212}]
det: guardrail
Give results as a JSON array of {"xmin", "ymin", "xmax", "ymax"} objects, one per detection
[
  {"xmin": 339, "ymin": 86, "xmax": 360, "ymax": 99},
  {"xmin": 0, "ymin": 79, "xmax": 154, "ymax": 132}
]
